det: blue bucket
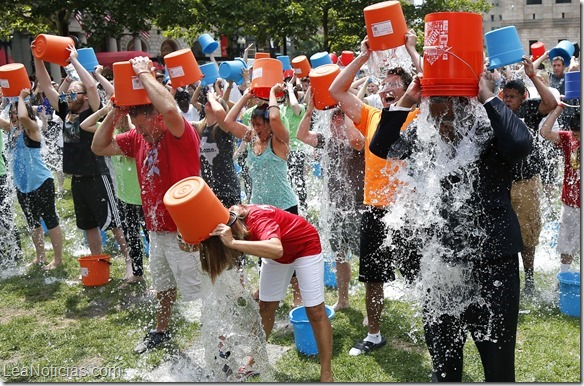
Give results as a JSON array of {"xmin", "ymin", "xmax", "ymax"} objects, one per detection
[
  {"xmin": 77, "ymin": 47, "xmax": 99, "ymax": 72},
  {"xmin": 198, "ymin": 33, "xmax": 219, "ymax": 55},
  {"xmin": 310, "ymin": 52, "xmax": 333, "ymax": 69},
  {"xmin": 550, "ymin": 40, "xmax": 575, "ymax": 67},
  {"xmin": 219, "ymin": 58, "xmax": 247, "ymax": 85},
  {"xmin": 289, "ymin": 305, "xmax": 335, "ymax": 355},
  {"xmin": 557, "ymin": 272, "xmax": 580, "ymax": 317},
  {"xmin": 564, "ymin": 71, "xmax": 580, "ymax": 99},
  {"xmin": 200, "ymin": 62, "xmax": 219, "ymax": 87},
  {"xmin": 276, "ymin": 55, "xmax": 292, "ymax": 70},
  {"xmin": 485, "ymin": 26, "xmax": 525, "ymax": 70},
  {"xmin": 324, "ymin": 260, "xmax": 337, "ymax": 288}
]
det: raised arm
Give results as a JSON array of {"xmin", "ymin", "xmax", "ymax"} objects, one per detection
[
  {"xmin": 67, "ymin": 45, "xmax": 101, "ymax": 112},
  {"xmin": 206, "ymin": 91, "xmax": 229, "ymax": 132},
  {"xmin": 130, "ymin": 56, "xmax": 185, "ymax": 137},
  {"xmin": 405, "ymin": 29, "xmax": 423, "ymax": 74},
  {"xmin": 285, "ymin": 80, "xmax": 302, "ymax": 116},
  {"xmin": 296, "ymin": 87, "xmax": 318, "ymax": 147},
  {"xmin": 523, "ymin": 56, "xmax": 557, "ymax": 114},
  {"xmin": 539, "ymin": 104, "xmax": 563, "ymax": 144},
  {"xmin": 91, "ymin": 106, "xmax": 126, "ymax": 156},
  {"xmin": 30, "ymin": 41, "xmax": 60, "ymax": 110},
  {"xmin": 268, "ymin": 84, "xmax": 289, "ymax": 144},
  {"xmin": 93, "ymin": 65, "xmax": 114, "ymax": 99},
  {"xmin": 17, "ymin": 88, "xmax": 41, "ymax": 142},
  {"xmin": 329, "ymin": 36, "xmax": 370, "ymax": 124},
  {"xmin": 224, "ymin": 88, "xmax": 253, "ymax": 139},
  {"xmin": 80, "ymin": 102, "xmax": 113, "ymax": 133}
]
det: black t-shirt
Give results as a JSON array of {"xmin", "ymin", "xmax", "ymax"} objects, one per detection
[
  {"xmin": 511, "ymin": 98, "xmax": 545, "ymax": 181},
  {"xmin": 56, "ymin": 99, "xmax": 108, "ymax": 176}
]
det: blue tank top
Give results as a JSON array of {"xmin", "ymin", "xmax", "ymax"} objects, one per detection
[
  {"xmin": 8, "ymin": 128, "xmax": 53, "ymax": 193},
  {"xmin": 247, "ymin": 137, "xmax": 298, "ymax": 209}
]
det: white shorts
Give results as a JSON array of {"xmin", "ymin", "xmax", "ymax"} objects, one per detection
[
  {"xmin": 259, "ymin": 253, "xmax": 324, "ymax": 307},
  {"xmin": 149, "ymin": 231, "xmax": 202, "ymax": 301},
  {"xmin": 557, "ymin": 204, "xmax": 581, "ymax": 256}
]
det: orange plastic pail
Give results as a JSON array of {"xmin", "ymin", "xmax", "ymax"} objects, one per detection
[
  {"xmin": 421, "ymin": 12, "xmax": 484, "ymax": 97},
  {"xmin": 32, "ymin": 34, "xmax": 75, "ymax": 67},
  {"xmin": 291, "ymin": 55, "xmax": 312, "ymax": 78},
  {"xmin": 531, "ymin": 42, "xmax": 545, "ymax": 61},
  {"xmin": 78, "ymin": 254, "xmax": 111, "ymax": 286},
  {"xmin": 0, "ymin": 64, "xmax": 32, "ymax": 97},
  {"xmin": 163, "ymin": 176, "xmax": 230, "ymax": 244},
  {"xmin": 255, "ymin": 52, "xmax": 270, "ymax": 60},
  {"xmin": 309, "ymin": 64, "xmax": 341, "ymax": 110},
  {"xmin": 363, "ymin": 1, "xmax": 408, "ymax": 51},
  {"xmin": 113, "ymin": 61, "xmax": 151, "ymax": 106},
  {"xmin": 250, "ymin": 58, "xmax": 284, "ymax": 100},
  {"xmin": 164, "ymin": 48, "xmax": 203, "ymax": 89}
]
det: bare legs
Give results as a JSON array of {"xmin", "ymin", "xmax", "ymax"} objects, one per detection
[{"xmin": 333, "ymin": 260, "xmax": 351, "ymax": 311}]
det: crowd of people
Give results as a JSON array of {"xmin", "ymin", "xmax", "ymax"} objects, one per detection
[{"xmin": 0, "ymin": 23, "xmax": 579, "ymax": 382}]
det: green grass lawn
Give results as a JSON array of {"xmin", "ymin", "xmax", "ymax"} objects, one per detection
[{"xmin": 0, "ymin": 176, "xmax": 580, "ymax": 382}]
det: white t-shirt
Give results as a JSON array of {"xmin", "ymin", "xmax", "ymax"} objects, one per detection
[{"xmin": 180, "ymin": 104, "xmax": 200, "ymax": 122}]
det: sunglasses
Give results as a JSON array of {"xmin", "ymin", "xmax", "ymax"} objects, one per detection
[{"xmin": 59, "ymin": 91, "xmax": 87, "ymax": 101}]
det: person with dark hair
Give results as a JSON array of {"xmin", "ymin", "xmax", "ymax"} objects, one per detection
[
  {"xmin": 91, "ymin": 56, "xmax": 203, "ymax": 354},
  {"xmin": 0, "ymin": 88, "xmax": 63, "ymax": 270},
  {"xmin": 329, "ymin": 35, "xmax": 420, "ymax": 356},
  {"xmin": 175, "ymin": 89, "xmax": 200, "ymax": 123},
  {"xmin": 192, "ymin": 204, "xmax": 333, "ymax": 382},
  {"xmin": 369, "ymin": 68, "xmax": 532, "ymax": 382},
  {"xmin": 540, "ymin": 103, "xmax": 580, "ymax": 273},
  {"xmin": 501, "ymin": 57, "xmax": 558, "ymax": 296}
]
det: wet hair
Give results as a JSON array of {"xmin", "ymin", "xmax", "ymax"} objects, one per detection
[
  {"xmin": 568, "ymin": 109, "xmax": 580, "ymax": 132},
  {"xmin": 551, "ymin": 56, "xmax": 565, "ymax": 64},
  {"xmin": 199, "ymin": 214, "xmax": 248, "ymax": 283},
  {"xmin": 251, "ymin": 103, "xmax": 270, "ymax": 123},
  {"xmin": 69, "ymin": 80, "xmax": 87, "ymax": 93},
  {"xmin": 12, "ymin": 101, "xmax": 35, "ymax": 121},
  {"xmin": 127, "ymin": 103, "xmax": 156, "ymax": 118},
  {"xmin": 386, "ymin": 67, "xmax": 413, "ymax": 90},
  {"xmin": 503, "ymin": 79, "xmax": 526, "ymax": 95}
]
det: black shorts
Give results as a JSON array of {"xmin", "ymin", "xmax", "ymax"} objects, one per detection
[
  {"xmin": 71, "ymin": 174, "xmax": 122, "ymax": 231},
  {"xmin": 17, "ymin": 178, "xmax": 60, "ymax": 230},
  {"xmin": 358, "ymin": 206, "xmax": 420, "ymax": 283}
]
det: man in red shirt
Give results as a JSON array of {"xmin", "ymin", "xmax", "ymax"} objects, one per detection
[{"xmin": 92, "ymin": 56, "xmax": 202, "ymax": 354}]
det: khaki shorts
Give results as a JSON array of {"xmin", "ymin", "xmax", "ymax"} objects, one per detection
[
  {"xmin": 511, "ymin": 175, "xmax": 542, "ymax": 248},
  {"xmin": 149, "ymin": 231, "xmax": 202, "ymax": 301}
]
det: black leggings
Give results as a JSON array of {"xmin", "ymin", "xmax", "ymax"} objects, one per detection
[
  {"xmin": 422, "ymin": 254, "xmax": 520, "ymax": 382},
  {"xmin": 117, "ymin": 199, "xmax": 148, "ymax": 277}
]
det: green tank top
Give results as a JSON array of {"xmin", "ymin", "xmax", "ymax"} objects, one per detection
[{"xmin": 247, "ymin": 137, "xmax": 298, "ymax": 210}]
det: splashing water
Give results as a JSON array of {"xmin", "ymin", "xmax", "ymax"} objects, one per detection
[{"xmin": 367, "ymin": 46, "xmax": 416, "ymax": 82}]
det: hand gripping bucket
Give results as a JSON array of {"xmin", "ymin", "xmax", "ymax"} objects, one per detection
[
  {"xmin": 78, "ymin": 254, "xmax": 111, "ymax": 287},
  {"xmin": 77, "ymin": 47, "xmax": 99, "ymax": 73},
  {"xmin": 0, "ymin": 64, "xmax": 32, "ymax": 97},
  {"xmin": 198, "ymin": 33, "xmax": 219, "ymax": 55},
  {"xmin": 291, "ymin": 55, "xmax": 312, "ymax": 78},
  {"xmin": 550, "ymin": 40, "xmax": 575, "ymax": 67},
  {"xmin": 564, "ymin": 71, "xmax": 580, "ymax": 99},
  {"xmin": 32, "ymin": 34, "xmax": 75, "ymax": 67},
  {"xmin": 113, "ymin": 61, "xmax": 151, "ymax": 106},
  {"xmin": 310, "ymin": 52, "xmax": 333, "ymax": 69},
  {"xmin": 530, "ymin": 42, "xmax": 545, "ymax": 61},
  {"xmin": 164, "ymin": 48, "xmax": 204, "ymax": 89},
  {"xmin": 363, "ymin": 1, "xmax": 408, "ymax": 51},
  {"xmin": 289, "ymin": 305, "xmax": 335, "ymax": 355},
  {"xmin": 250, "ymin": 58, "xmax": 284, "ymax": 100},
  {"xmin": 199, "ymin": 62, "xmax": 220, "ymax": 87},
  {"xmin": 557, "ymin": 272, "xmax": 580, "ymax": 317},
  {"xmin": 309, "ymin": 64, "xmax": 340, "ymax": 110},
  {"xmin": 255, "ymin": 52, "xmax": 270, "ymax": 60},
  {"xmin": 485, "ymin": 26, "xmax": 525, "ymax": 70},
  {"xmin": 163, "ymin": 176, "xmax": 230, "ymax": 244},
  {"xmin": 421, "ymin": 12, "xmax": 484, "ymax": 97},
  {"xmin": 339, "ymin": 51, "xmax": 355, "ymax": 66},
  {"xmin": 219, "ymin": 58, "xmax": 247, "ymax": 85}
]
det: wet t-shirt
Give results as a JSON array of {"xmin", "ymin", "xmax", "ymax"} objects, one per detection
[{"xmin": 511, "ymin": 99, "xmax": 545, "ymax": 181}]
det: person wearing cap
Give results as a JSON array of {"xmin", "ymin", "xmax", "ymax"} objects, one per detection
[
  {"xmin": 369, "ymin": 69, "xmax": 532, "ymax": 382},
  {"xmin": 91, "ymin": 56, "xmax": 203, "ymax": 354},
  {"xmin": 192, "ymin": 204, "xmax": 333, "ymax": 382},
  {"xmin": 501, "ymin": 57, "xmax": 558, "ymax": 297},
  {"xmin": 329, "ymin": 35, "xmax": 420, "ymax": 357}
]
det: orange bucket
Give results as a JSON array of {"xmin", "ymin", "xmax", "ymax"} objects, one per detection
[
  {"xmin": 163, "ymin": 176, "xmax": 230, "ymax": 244},
  {"xmin": 32, "ymin": 34, "xmax": 75, "ymax": 67},
  {"xmin": 291, "ymin": 55, "xmax": 312, "ymax": 78},
  {"xmin": 250, "ymin": 58, "xmax": 284, "ymax": 100},
  {"xmin": 113, "ymin": 61, "xmax": 151, "ymax": 106},
  {"xmin": 0, "ymin": 64, "xmax": 32, "ymax": 97},
  {"xmin": 78, "ymin": 254, "xmax": 111, "ymax": 286},
  {"xmin": 255, "ymin": 52, "xmax": 270, "ymax": 59},
  {"xmin": 421, "ymin": 12, "xmax": 484, "ymax": 97},
  {"xmin": 531, "ymin": 42, "xmax": 545, "ymax": 60},
  {"xmin": 363, "ymin": 1, "xmax": 408, "ymax": 51},
  {"xmin": 164, "ymin": 48, "xmax": 203, "ymax": 89},
  {"xmin": 309, "ymin": 64, "xmax": 340, "ymax": 110}
]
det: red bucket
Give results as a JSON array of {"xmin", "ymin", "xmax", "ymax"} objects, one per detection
[
  {"xmin": 531, "ymin": 42, "xmax": 545, "ymax": 61},
  {"xmin": 363, "ymin": 1, "xmax": 408, "ymax": 51},
  {"xmin": 421, "ymin": 12, "xmax": 484, "ymax": 97}
]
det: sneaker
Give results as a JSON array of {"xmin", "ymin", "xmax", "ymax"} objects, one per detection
[{"xmin": 134, "ymin": 330, "xmax": 170, "ymax": 354}]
